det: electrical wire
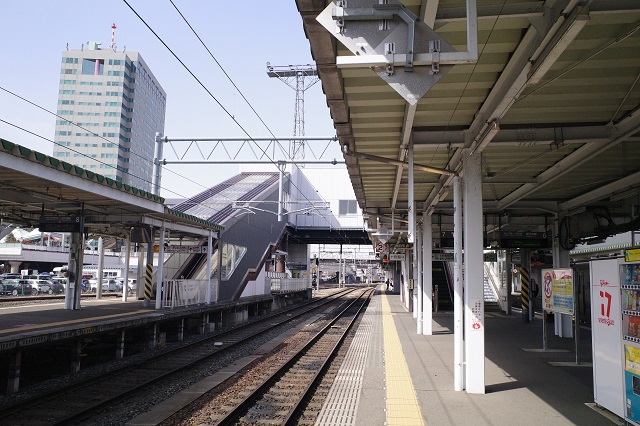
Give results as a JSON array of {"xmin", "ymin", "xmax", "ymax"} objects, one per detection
[
  {"xmin": 0, "ymin": 85, "xmax": 197, "ymax": 197},
  {"xmin": 0, "ymin": 118, "xmax": 187, "ymax": 199},
  {"xmin": 123, "ymin": 0, "xmax": 345, "ymax": 235}
]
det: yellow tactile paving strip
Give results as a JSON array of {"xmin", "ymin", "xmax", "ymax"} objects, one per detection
[{"xmin": 382, "ymin": 294, "xmax": 426, "ymax": 426}]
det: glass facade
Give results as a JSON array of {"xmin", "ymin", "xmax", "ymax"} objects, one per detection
[{"xmin": 53, "ymin": 48, "xmax": 166, "ymax": 190}]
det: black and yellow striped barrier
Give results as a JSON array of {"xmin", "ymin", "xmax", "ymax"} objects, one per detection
[
  {"xmin": 144, "ymin": 264, "xmax": 153, "ymax": 302},
  {"xmin": 520, "ymin": 267, "xmax": 530, "ymax": 322}
]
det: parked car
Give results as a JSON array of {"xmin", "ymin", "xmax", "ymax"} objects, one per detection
[
  {"xmin": 49, "ymin": 280, "xmax": 66, "ymax": 295},
  {"xmin": 89, "ymin": 278, "xmax": 119, "ymax": 292},
  {"xmin": 1, "ymin": 279, "xmax": 37, "ymax": 296},
  {"xmin": 127, "ymin": 278, "xmax": 138, "ymax": 293},
  {"xmin": 28, "ymin": 279, "xmax": 53, "ymax": 294}
]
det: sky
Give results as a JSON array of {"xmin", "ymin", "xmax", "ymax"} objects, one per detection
[{"xmin": 0, "ymin": 1, "xmax": 340, "ymax": 200}]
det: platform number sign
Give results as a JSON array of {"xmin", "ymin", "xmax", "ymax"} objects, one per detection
[{"xmin": 39, "ymin": 214, "xmax": 84, "ymax": 233}]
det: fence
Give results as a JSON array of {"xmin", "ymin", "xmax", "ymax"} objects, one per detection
[
  {"xmin": 269, "ymin": 278, "xmax": 309, "ymax": 293},
  {"xmin": 161, "ymin": 278, "xmax": 218, "ymax": 308}
]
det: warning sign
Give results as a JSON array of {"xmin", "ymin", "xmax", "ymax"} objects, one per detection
[
  {"xmin": 542, "ymin": 268, "xmax": 574, "ymax": 315},
  {"xmin": 470, "ymin": 299, "xmax": 483, "ymax": 331}
]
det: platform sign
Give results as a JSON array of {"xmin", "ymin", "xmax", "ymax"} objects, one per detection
[
  {"xmin": 542, "ymin": 268, "xmax": 574, "ymax": 315},
  {"xmin": 39, "ymin": 215, "xmax": 83, "ymax": 233},
  {"xmin": 164, "ymin": 245, "xmax": 207, "ymax": 254},
  {"xmin": 389, "ymin": 253, "xmax": 404, "ymax": 261},
  {"xmin": 500, "ymin": 231, "xmax": 550, "ymax": 249},
  {"xmin": 433, "ymin": 252, "xmax": 454, "ymax": 261}
]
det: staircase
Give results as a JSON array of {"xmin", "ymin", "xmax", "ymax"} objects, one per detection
[
  {"xmin": 483, "ymin": 272, "xmax": 501, "ymax": 311},
  {"xmin": 433, "ymin": 261, "xmax": 453, "ymax": 310}
]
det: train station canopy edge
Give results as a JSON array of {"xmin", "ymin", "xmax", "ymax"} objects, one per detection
[{"xmin": 0, "ymin": 139, "xmax": 223, "ymax": 239}]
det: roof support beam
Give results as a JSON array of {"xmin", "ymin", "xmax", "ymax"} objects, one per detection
[
  {"xmin": 392, "ymin": 102, "xmax": 417, "ymax": 209},
  {"xmin": 421, "ymin": 0, "xmax": 440, "ymax": 28},
  {"xmin": 560, "ymin": 170, "xmax": 640, "ymax": 212},
  {"xmin": 498, "ymin": 122, "xmax": 640, "ymax": 210}
]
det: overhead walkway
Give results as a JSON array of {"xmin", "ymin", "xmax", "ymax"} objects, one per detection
[{"xmin": 156, "ymin": 171, "xmax": 369, "ymax": 302}]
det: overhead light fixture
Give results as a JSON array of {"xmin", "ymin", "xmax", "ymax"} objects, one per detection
[{"xmin": 528, "ymin": 10, "xmax": 590, "ymax": 85}]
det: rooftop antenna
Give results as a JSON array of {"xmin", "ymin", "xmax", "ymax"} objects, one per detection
[
  {"xmin": 266, "ymin": 63, "xmax": 319, "ymax": 160},
  {"xmin": 110, "ymin": 23, "xmax": 117, "ymax": 51}
]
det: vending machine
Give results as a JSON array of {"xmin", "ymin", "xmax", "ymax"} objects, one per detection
[
  {"xmin": 621, "ymin": 261, "xmax": 640, "ymax": 424},
  {"xmin": 590, "ymin": 258, "xmax": 624, "ymax": 418}
]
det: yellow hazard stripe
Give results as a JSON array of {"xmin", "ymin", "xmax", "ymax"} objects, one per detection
[
  {"xmin": 144, "ymin": 264, "xmax": 153, "ymax": 301},
  {"xmin": 382, "ymin": 294, "xmax": 425, "ymax": 426}
]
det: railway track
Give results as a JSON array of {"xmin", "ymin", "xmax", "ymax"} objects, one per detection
[
  {"xmin": 199, "ymin": 288, "xmax": 373, "ymax": 425},
  {"xmin": 0, "ymin": 288, "xmax": 355, "ymax": 425}
]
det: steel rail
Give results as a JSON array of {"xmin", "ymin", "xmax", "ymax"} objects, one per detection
[
  {"xmin": 0, "ymin": 289, "xmax": 353, "ymax": 424},
  {"xmin": 216, "ymin": 288, "xmax": 373, "ymax": 425}
]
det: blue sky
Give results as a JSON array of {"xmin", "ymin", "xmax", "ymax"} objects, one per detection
[{"xmin": 0, "ymin": 1, "xmax": 339, "ymax": 199}]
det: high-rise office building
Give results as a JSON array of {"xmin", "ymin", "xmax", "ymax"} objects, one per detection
[{"xmin": 53, "ymin": 40, "xmax": 166, "ymax": 191}]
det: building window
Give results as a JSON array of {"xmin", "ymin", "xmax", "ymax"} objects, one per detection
[
  {"xmin": 82, "ymin": 58, "xmax": 104, "ymax": 75},
  {"xmin": 339, "ymin": 200, "xmax": 358, "ymax": 215}
]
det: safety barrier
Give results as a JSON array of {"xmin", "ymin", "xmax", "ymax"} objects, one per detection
[
  {"xmin": 161, "ymin": 278, "xmax": 218, "ymax": 308},
  {"xmin": 270, "ymin": 278, "xmax": 309, "ymax": 293}
]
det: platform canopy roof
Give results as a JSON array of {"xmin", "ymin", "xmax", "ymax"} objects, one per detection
[
  {"xmin": 296, "ymin": 0, "xmax": 640, "ymax": 249},
  {"xmin": 0, "ymin": 139, "xmax": 223, "ymax": 240}
]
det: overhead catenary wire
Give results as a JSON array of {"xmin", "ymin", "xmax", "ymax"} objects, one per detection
[
  {"xmin": 0, "ymin": 85, "xmax": 195, "ymax": 198},
  {"xmin": 0, "ymin": 117, "xmax": 188, "ymax": 199},
  {"xmin": 123, "ymin": 0, "xmax": 346, "ymax": 235}
]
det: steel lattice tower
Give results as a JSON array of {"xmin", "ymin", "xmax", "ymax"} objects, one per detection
[{"xmin": 267, "ymin": 63, "xmax": 319, "ymax": 160}]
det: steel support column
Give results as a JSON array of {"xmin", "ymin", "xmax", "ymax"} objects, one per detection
[
  {"xmin": 463, "ymin": 150, "xmax": 485, "ymax": 394},
  {"xmin": 453, "ymin": 175, "xmax": 464, "ymax": 391},
  {"xmin": 206, "ymin": 230, "xmax": 213, "ymax": 304},
  {"xmin": 155, "ymin": 226, "xmax": 165, "ymax": 310},
  {"xmin": 416, "ymin": 222, "xmax": 423, "ymax": 334},
  {"xmin": 552, "ymin": 212, "xmax": 573, "ymax": 337},
  {"xmin": 423, "ymin": 212, "xmax": 433, "ymax": 335},
  {"xmin": 122, "ymin": 236, "xmax": 131, "ymax": 302}
]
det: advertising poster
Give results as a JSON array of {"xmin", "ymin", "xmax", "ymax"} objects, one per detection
[
  {"xmin": 625, "ymin": 344, "xmax": 640, "ymax": 423},
  {"xmin": 542, "ymin": 268, "xmax": 574, "ymax": 315}
]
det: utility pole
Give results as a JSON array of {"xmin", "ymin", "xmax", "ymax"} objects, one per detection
[{"xmin": 266, "ymin": 63, "xmax": 319, "ymax": 160}]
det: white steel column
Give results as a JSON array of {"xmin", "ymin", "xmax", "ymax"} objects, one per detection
[
  {"xmin": 96, "ymin": 237, "xmax": 104, "ymax": 299},
  {"xmin": 155, "ymin": 226, "xmax": 165, "ymax": 310},
  {"xmin": 552, "ymin": 213, "xmax": 573, "ymax": 337},
  {"xmin": 423, "ymin": 213, "xmax": 433, "ymax": 335},
  {"xmin": 416, "ymin": 223, "xmax": 423, "ymax": 334},
  {"xmin": 278, "ymin": 161, "xmax": 284, "ymax": 222},
  {"xmin": 408, "ymin": 142, "xmax": 415, "ymax": 244},
  {"xmin": 122, "ymin": 235, "xmax": 130, "ymax": 302},
  {"xmin": 137, "ymin": 243, "xmax": 145, "ymax": 300},
  {"xmin": 453, "ymin": 175, "xmax": 464, "ymax": 391},
  {"xmin": 463, "ymin": 150, "xmax": 485, "ymax": 394},
  {"xmin": 206, "ymin": 231, "xmax": 213, "ymax": 304}
]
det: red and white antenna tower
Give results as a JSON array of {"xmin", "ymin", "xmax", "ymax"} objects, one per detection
[{"xmin": 110, "ymin": 23, "xmax": 117, "ymax": 51}]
